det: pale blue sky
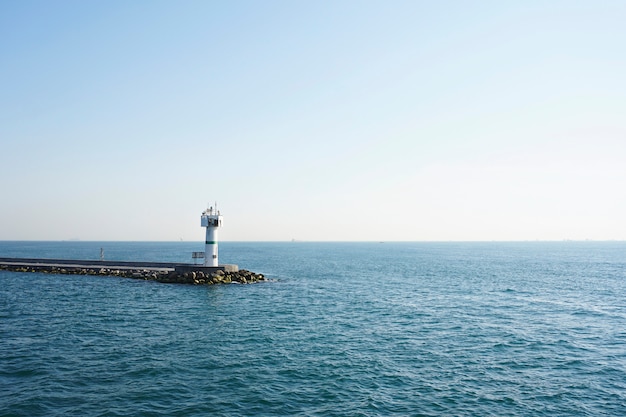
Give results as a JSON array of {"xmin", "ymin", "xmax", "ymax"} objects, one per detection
[{"xmin": 1, "ymin": 0, "xmax": 625, "ymax": 241}]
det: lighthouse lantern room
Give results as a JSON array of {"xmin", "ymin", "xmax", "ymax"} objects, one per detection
[{"xmin": 200, "ymin": 206, "xmax": 222, "ymax": 267}]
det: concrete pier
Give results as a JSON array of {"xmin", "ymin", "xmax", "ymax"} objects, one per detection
[
  {"xmin": 0, "ymin": 257, "xmax": 262, "ymax": 285},
  {"xmin": 0, "ymin": 257, "xmax": 177, "ymax": 271}
]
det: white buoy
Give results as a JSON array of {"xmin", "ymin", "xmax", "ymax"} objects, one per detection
[{"xmin": 200, "ymin": 206, "xmax": 222, "ymax": 267}]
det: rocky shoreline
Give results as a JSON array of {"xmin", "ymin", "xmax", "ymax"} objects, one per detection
[{"xmin": 0, "ymin": 264, "xmax": 265, "ymax": 285}]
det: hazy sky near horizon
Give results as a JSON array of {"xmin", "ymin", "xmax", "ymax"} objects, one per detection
[{"xmin": 1, "ymin": 0, "xmax": 625, "ymax": 241}]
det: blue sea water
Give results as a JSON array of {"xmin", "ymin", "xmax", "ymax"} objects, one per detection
[{"xmin": 1, "ymin": 241, "xmax": 625, "ymax": 416}]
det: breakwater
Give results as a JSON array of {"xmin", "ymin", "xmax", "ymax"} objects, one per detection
[{"xmin": 0, "ymin": 257, "xmax": 265, "ymax": 285}]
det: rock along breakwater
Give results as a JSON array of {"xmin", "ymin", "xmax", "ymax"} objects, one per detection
[{"xmin": 0, "ymin": 258, "xmax": 265, "ymax": 285}]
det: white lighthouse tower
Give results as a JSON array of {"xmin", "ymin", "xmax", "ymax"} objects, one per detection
[{"xmin": 200, "ymin": 206, "xmax": 222, "ymax": 267}]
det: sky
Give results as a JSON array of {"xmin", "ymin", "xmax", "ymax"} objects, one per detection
[{"xmin": 1, "ymin": 0, "xmax": 625, "ymax": 241}]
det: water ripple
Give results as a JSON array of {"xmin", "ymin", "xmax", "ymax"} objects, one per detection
[{"xmin": 1, "ymin": 242, "xmax": 626, "ymax": 416}]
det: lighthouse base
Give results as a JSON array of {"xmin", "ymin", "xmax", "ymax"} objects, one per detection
[{"xmin": 174, "ymin": 264, "xmax": 239, "ymax": 274}]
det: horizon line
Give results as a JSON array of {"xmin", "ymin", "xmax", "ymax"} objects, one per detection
[{"xmin": 1, "ymin": 239, "xmax": 624, "ymax": 243}]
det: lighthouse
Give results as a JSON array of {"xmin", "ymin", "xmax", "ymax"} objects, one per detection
[{"xmin": 200, "ymin": 206, "xmax": 222, "ymax": 267}]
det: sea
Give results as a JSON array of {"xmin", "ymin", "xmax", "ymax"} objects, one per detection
[{"xmin": 1, "ymin": 241, "xmax": 625, "ymax": 416}]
